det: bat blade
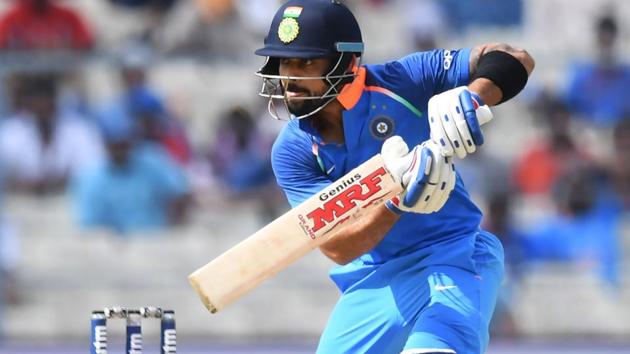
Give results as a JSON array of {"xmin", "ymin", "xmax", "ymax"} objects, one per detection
[{"xmin": 188, "ymin": 154, "xmax": 401, "ymax": 313}]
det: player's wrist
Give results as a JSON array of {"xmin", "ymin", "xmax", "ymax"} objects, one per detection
[{"xmin": 467, "ymin": 80, "xmax": 500, "ymax": 107}]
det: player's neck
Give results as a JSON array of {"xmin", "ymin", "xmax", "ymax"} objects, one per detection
[{"xmin": 312, "ymin": 100, "xmax": 344, "ymax": 144}]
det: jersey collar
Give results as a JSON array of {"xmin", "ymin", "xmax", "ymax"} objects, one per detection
[{"xmin": 336, "ymin": 66, "xmax": 366, "ymax": 110}]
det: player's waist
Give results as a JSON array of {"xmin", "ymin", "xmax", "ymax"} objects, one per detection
[{"xmin": 329, "ymin": 231, "xmax": 481, "ymax": 293}]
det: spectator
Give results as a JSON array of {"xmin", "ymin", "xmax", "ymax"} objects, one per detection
[
  {"xmin": 109, "ymin": 0, "xmax": 177, "ymax": 9},
  {"xmin": 513, "ymin": 94, "xmax": 590, "ymax": 196},
  {"xmin": 156, "ymin": 0, "xmax": 259, "ymax": 59},
  {"xmin": 565, "ymin": 13, "xmax": 630, "ymax": 126},
  {"xmin": 0, "ymin": 168, "xmax": 4, "ymax": 338},
  {"xmin": 207, "ymin": 105, "xmax": 283, "ymax": 222},
  {"xmin": 209, "ymin": 106, "xmax": 275, "ymax": 196},
  {"xmin": 401, "ymin": 0, "xmax": 447, "ymax": 52},
  {"xmin": 232, "ymin": 0, "xmax": 281, "ymax": 39},
  {"xmin": 98, "ymin": 44, "xmax": 192, "ymax": 164},
  {"xmin": 604, "ymin": 118, "xmax": 630, "ymax": 209},
  {"xmin": 484, "ymin": 192, "xmax": 524, "ymax": 339},
  {"xmin": 0, "ymin": 74, "xmax": 104, "ymax": 195},
  {"xmin": 129, "ymin": 86, "xmax": 192, "ymax": 164},
  {"xmin": 72, "ymin": 112, "xmax": 190, "ymax": 235},
  {"xmin": 107, "ymin": 0, "xmax": 179, "ymax": 46},
  {"xmin": 0, "ymin": 0, "xmax": 94, "ymax": 51},
  {"xmin": 457, "ymin": 147, "xmax": 511, "ymax": 207},
  {"xmin": 0, "ymin": 220, "xmax": 19, "ymax": 339},
  {"xmin": 438, "ymin": 0, "xmax": 523, "ymax": 33},
  {"xmin": 519, "ymin": 166, "xmax": 623, "ymax": 288}
]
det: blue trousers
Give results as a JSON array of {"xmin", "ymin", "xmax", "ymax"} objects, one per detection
[{"xmin": 316, "ymin": 231, "xmax": 504, "ymax": 354}]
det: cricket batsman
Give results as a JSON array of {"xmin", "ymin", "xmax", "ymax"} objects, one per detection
[{"xmin": 255, "ymin": 1, "xmax": 535, "ymax": 353}]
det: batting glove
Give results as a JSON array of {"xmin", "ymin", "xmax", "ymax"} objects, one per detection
[
  {"xmin": 428, "ymin": 87, "xmax": 492, "ymax": 159},
  {"xmin": 381, "ymin": 136, "xmax": 456, "ymax": 214}
]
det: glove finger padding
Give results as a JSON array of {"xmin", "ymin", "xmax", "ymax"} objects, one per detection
[
  {"xmin": 426, "ymin": 154, "xmax": 455, "ymax": 212},
  {"xmin": 428, "ymin": 95, "xmax": 453, "ymax": 157},
  {"xmin": 400, "ymin": 141, "xmax": 455, "ymax": 214},
  {"xmin": 450, "ymin": 94, "xmax": 477, "ymax": 156},
  {"xmin": 438, "ymin": 88, "xmax": 468, "ymax": 159},
  {"xmin": 405, "ymin": 149, "xmax": 440, "ymax": 211},
  {"xmin": 446, "ymin": 157, "xmax": 457, "ymax": 204},
  {"xmin": 401, "ymin": 146, "xmax": 433, "ymax": 207},
  {"xmin": 428, "ymin": 86, "xmax": 490, "ymax": 160},
  {"xmin": 460, "ymin": 89, "xmax": 485, "ymax": 146}
]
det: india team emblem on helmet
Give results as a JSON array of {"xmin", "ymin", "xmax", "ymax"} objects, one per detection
[
  {"xmin": 278, "ymin": 17, "xmax": 300, "ymax": 44},
  {"xmin": 370, "ymin": 115, "xmax": 395, "ymax": 140}
]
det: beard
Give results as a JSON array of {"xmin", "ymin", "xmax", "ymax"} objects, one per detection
[
  {"xmin": 286, "ymin": 97, "xmax": 329, "ymax": 117},
  {"xmin": 284, "ymin": 82, "xmax": 330, "ymax": 117}
]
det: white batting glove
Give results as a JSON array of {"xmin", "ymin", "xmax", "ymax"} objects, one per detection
[
  {"xmin": 428, "ymin": 87, "xmax": 492, "ymax": 159},
  {"xmin": 382, "ymin": 136, "xmax": 456, "ymax": 214}
]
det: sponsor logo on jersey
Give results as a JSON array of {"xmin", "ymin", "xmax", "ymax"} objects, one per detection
[
  {"xmin": 370, "ymin": 115, "xmax": 395, "ymax": 140},
  {"xmin": 298, "ymin": 167, "xmax": 388, "ymax": 238}
]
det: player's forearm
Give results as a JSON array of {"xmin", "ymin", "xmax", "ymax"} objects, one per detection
[
  {"xmin": 468, "ymin": 43, "xmax": 535, "ymax": 105},
  {"xmin": 319, "ymin": 204, "xmax": 399, "ymax": 265}
]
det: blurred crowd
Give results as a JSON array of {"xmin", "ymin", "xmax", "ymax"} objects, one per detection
[{"xmin": 0, "ymin": 0, "xmax": 628, "ymax": 341}]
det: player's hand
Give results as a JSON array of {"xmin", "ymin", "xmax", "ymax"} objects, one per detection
[
  {"xmin": 427, "ymin": 86, "xmax": 492, "ymax": 159},
  {"xmin": 381, "ymin": 136, "xmax": 456, "ymax": 214}
]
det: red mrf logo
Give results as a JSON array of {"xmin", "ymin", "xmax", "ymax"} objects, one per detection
[{"xmin": 299, "ymin": 167, "xmax": 388, "ymax": 238}]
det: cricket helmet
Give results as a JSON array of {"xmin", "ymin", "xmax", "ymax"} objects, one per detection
[{"xmin": 255, "ymin": 0, "xmax": 364, "ymax": 120}]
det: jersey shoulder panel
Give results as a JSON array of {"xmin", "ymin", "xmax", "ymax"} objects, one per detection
[
  {"xmin": 361, "ymin": 49, "xmax": 470, "ymax": 111},
  {"xmin": 364, "ymin": 59, "xmax": 416, "ymax": 92},
  {"xmin": 374, "ymin": 49, "xmax": 471, "ymax": 96}
]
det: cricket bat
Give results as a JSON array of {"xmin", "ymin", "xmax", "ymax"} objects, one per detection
[{"xmin": 189, "ymin": 106, "xmax": 493, "ymax": 314}]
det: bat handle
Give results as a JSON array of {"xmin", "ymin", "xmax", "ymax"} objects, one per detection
[
  {"xmin": 476, "ymin": 105, "xmax": 493, "ymax": 126},
  {"xmin": 463, "ymin": 104, "xmax": 493, "ymax": 146}
]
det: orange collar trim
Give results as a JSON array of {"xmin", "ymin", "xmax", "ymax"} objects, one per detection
[{"xmin": 337, "ymin": 67, "xmax": 366, "ymax": 110}]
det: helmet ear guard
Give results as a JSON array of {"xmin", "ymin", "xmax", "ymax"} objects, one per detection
[
  {"xmin": 259, "ymin": 57, "xmax": 280, "ymax": 76},
  {"xmin": 327, "ymin": 50, "xmax": 360, "ymax": 89}
]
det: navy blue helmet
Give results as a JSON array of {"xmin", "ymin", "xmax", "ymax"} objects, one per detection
[{"xmin": 255, "ymin": 0, "xmax": 365, "ymax": 120}]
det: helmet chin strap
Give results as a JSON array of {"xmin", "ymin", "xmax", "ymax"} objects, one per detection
[{"xmin": 259, "ymin": 53, "xmax": 362, "ymax": 121}]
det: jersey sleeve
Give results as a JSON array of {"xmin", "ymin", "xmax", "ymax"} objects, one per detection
[
  {"xmin": 271, "ymin": 123, "xmax": 332, "ymax": 208},
  {"xmin": 396, "ymin": 48, "xmax": 471, "ymax": 96}
]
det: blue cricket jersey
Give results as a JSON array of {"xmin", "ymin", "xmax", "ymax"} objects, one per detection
[{"xmin": 272, "ymin": 48, "xmax": 485, "ymax": 280}]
